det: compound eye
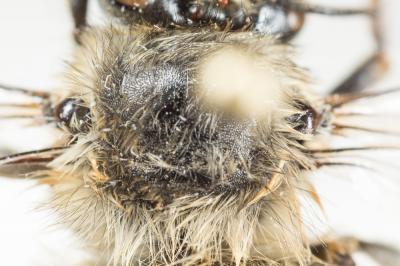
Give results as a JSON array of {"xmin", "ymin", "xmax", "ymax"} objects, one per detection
[
  {"xmin": 253, "ymin": 4, "xmax": 305, "ymax": 40},
  {"xmin": 55, "ymin": 98, "xmax": 90, "ymax": 132}
]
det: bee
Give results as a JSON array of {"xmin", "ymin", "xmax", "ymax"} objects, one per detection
[{"xmin": 0, "ymin": 0, "xmax": 398, "ymax": 265}]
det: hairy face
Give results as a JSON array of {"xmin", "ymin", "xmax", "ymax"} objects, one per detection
[{"xmin": 55, "ymin": 26, "xmax": 326, "ymax": 210}]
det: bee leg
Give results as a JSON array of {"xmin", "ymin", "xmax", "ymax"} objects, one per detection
[
  {"xmin": 311, "ymin": 238, "xmax": 359, "ymax": 266},
  {"xmin": 0, "ymin": 147, "xmax": 66, "ymax": 178},
  {"xmin": 331, "ymin": 0, "xmax": 388, "ymax": 94},
  {"xmin": 0, "ymin": 164, "xmax": 49, "ymax": 178},
  {"xmin": 289, "ymin": 2, "xmax": 371, "ymax": 16},
  {"xmin": 360, "ymin": 242, "xmax": 400, "ymax": 266},
  {"xmin": 331, "ymin": 52, "xmax": 388, "ymax": 95},
  {"xmin": 70, "ymin": 0, "xmax": 89, "ymax": 43}
]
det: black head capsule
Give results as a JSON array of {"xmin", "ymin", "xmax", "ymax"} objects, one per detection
[{"xmin": 54, "ymin": 98, "xmax": 91, "ymax": 133}]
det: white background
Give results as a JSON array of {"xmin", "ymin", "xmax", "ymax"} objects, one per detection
[{"xmin": 0, "ymin": 0, "xmax": 399, "ymax": 265}]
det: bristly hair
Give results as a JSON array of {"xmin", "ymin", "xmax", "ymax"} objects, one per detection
[
  {"xmin": 0, "ymin": 1, "xmax": 399, "ymax": 262},
  {"xmin": 38, "ymin": 25, "xmax": 325, "ymax": 265},
  {"xmin": 9, "ymin": 24, "xmax": 400, "ymax": 265}
]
